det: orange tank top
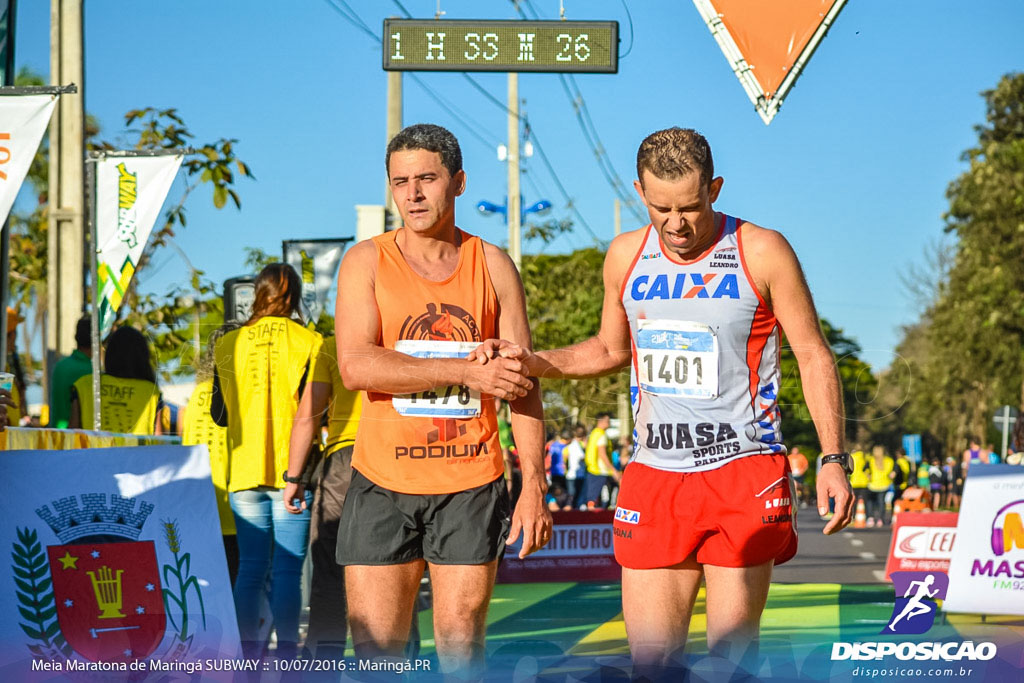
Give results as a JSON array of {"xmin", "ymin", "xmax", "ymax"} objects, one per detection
[{"xmin": 352, "ymin": 229, "xmax": 503, "ymax": 494}]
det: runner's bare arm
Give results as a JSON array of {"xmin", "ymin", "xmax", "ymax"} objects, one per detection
[
  {"xmin": 470, "ymin": 231, "xmax": 640, "ymax": 378},
  {"xmin": 335, "ymin": 241, "xmax": 533, "ymax": 401},
  {"xmin": 744, "ymin": 224, "xmax": 853, "ymax": 534},
  {"xmin": 283, "ymin": 380, "xmax": 330, "ymax": 513},
  {"xmin": 483, "ymin": 242, "xmax": 553, "ymax": 558}
]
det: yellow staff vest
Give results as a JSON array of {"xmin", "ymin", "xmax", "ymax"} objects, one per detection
[
  {"xmin": 868, "ymin": 456, "xmax": 895, "ymax": 492},
  {"xmin": 6, "ymin": 382, "xmax": 21, "ymax": 425},
  {"xmin": 72, "ymin": 374, "xmax": 160, "ymax": 435},
  {"xmin": 182, "ymin": 379, "xmax": 235, "ymax": 535},
  {"xmin": 585, "ymin": 427, "xmax": 611, "ymax": 475},
  {"xmin": 214, "ymin": 316, "xmax": 322, "ymax": 491},
  {"xmin": 313, "ymin": 337, "xmax": 361, "ymax": 454},
  {"xmin": 849, "ymin": 450, "xmax": 870, "ymax": 488}
]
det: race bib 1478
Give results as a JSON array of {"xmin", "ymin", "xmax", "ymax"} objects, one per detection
[{"xmin": 392, "ymin": 340, "xmax": 481, "ymax": 417}]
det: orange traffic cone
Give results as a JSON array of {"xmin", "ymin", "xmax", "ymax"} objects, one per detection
[{"xmin": 854, "ymin": 498, "xmax": 867, "ymax": 529}]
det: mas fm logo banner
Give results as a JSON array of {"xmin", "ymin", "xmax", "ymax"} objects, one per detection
[
  {"xmin": 95, "ymin": 155, "xmax": 182, "ymax": 336},
  {"xmin": 0, "ymin": 445, "xmax": 240, "ymax": 676},
  {"xmin": 944, "ymin": 464, "xmax": 1024, "ymax": 616},
  {"xmin": 0, "ymin": 95, "xmax": 58, "ymax": 228}
]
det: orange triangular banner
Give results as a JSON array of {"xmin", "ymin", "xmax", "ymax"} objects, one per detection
[{"xmin": 693, "ymin": 0, "xmax": 847, "ymax": 124}]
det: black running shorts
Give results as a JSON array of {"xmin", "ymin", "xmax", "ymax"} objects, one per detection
[{"xmin": 336, "ymin": 469, "xmax": 511, "ymax": 565}]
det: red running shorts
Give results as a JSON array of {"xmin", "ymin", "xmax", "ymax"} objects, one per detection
[{"xmin": 613, "ymin": 454, "xmax": 797, "ymax": 569}]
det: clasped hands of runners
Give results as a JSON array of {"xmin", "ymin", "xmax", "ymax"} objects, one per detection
[{"xmin": 465, "ymin": 339, "xmax": 534, "ymax": 401}]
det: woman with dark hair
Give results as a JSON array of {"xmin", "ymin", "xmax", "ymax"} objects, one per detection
[
  {"xmin": 69, "ymin": 325, "xmax": 162, "ymax": 434},
  {"xmin": 211, "ymin": 263, "xmax": 322, "ymax": 659}
]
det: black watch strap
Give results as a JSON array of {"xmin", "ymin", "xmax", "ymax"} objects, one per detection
[
  {"xmin": 282, "ymin": 471, "xmax": 303, "ymax": 484},
  {"xmin": 820, "ymin": 452, "xmax": 853, "ymax": 476}
]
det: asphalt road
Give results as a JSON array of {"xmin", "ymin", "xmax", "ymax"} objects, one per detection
[{"xmin": 772, "ymin": 505, "xmax": 894, "ymax": 584}]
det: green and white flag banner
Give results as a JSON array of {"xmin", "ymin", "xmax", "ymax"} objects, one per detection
[
  {"xmin": 0, "ymin": 94, "xmax": 58, "ymax": 227},
  {"xmin": 95, "ymin": 154, "xmax": 182, "ymax": 336}
]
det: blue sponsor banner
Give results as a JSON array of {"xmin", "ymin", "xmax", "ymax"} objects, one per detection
[{"xmin": 902, "ymin": 434, "xmax": 923, "ymax": 463}]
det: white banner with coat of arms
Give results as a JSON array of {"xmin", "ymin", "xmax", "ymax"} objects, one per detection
[
  {"xmin": 95, "ymin": 154, "xmax": 182, "ymax": 336},
  {"xmin": 0, "ymin": 445, "xmax": 240, "ymax": 678}
]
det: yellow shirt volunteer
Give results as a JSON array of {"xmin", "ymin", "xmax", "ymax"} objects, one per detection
[
  {"xmin": 214, "ymin": 316, "xmax": 322, "ymax": 491},
  {"xmin": 849, "ymin": 450, "xmax": 870, "ymax": 488},
  {"xmin": 312, "ymin": 338, "xmax": 361, "ymax": 454},
  {"xmin": 585, "ymin": 427, "xmax": 612, "ymax": 476},
  {"xmin": 867, "ymin": 455, "xmax": 895, "ymax": 492},
  {"xmin": 182, "ymin": 379, "xmax": 235, "ymax": 535},
  {"xmin": 6, "ymin": 382, "xmax": 21, "ymax": 425},
  {"xmin": 72, "ymin": 374, "xmax": 160, "ymax": 435}
]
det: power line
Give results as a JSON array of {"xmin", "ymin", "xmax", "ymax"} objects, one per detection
[
  {"xmin": 407, "ymin": 75, "xmax": 499, "ymax": 148},
  {"xmin": 391, "ymin": 0, "xmax": 413, "ymax": 18},
  {"xmin": 514, "ymin": 0, "xmax": 646, "ymax": 226},
  {"xmin": 322, "ymin": 0, "xmax": 378, "ymax": 41},
  {"xmin": 322, "ymin": 0, "xmax": 499, "ymax": 151},
  {"xmin": 559, "ymin": 74, "xmax": 646, "ymax": 225},
  {"xmin": 525, "ymin": 117, "xmax": 604, "ymax": 246}
]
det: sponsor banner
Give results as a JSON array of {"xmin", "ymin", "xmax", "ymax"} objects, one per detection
[
  {"xmin": 0, "ymin": 426, "xmax": 179, "ymax": 451},
  {"xmin": 282, "ymin": 239, "xmax": 348, "ymax": 323},
  {"xmin": 0, "ymin": 445, "xmax": 240, "ymax": 677},
  {"xmin": 498, "ymin": 510, "xmax": 619, "ymax": 583},
  {"xmin": 0, "ymin": 94, "xmax": 58, "ymax": 227},
  {"xmin": 95, "ymin": 155, "xmax": 183, "ymax": 336},
  {"xmin": 884, "ymin": 511, "xmax": 958, "ymax": 579},
  {"xmin": 944, "ymin": 464, "xmax": 1024, "ymax": 615}
]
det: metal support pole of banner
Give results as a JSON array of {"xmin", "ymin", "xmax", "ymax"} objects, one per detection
[
  {"xmin": 0, "ymin": 84, "xmax": 78, "ymax": 96},
  {"xmin": 85, "ymin": 156, "xmax": 100, "ymax": 431},
  {"xmin": 85, "ymin": 147, "xmax": 191, "ymax": 431}
]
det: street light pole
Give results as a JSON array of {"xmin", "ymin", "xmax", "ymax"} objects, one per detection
[{"xmin": 507, "ymin": 73, "xmax": 521, "ymax": 270}]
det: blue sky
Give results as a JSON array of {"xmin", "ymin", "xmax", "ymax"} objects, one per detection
[{"xmin": 12, "ymin": 1, "xmax": 1024, "ymax": 371}]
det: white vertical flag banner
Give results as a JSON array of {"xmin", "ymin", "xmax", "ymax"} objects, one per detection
[
  {"xmin": 0, "ymin": 95, "xmax": 58, "ymax": 226},
  {"xmin": 282, "ymin": 239, "xmax": 349, "ymax": 323},
  {"xmin": 95, "ymin": 155, "xmax": 182, "ymax": 336},
  {"xmin": 0, "ymin": 445, "xmax": 241, "ymax": 676}
]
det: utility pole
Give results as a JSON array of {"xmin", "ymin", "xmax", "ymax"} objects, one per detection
[
  {"xmin": 614, "ymin": 198, "xmax": 621, "ymax": 236},
  {"xmin": 46, "ymin": 0, "xmax": 84, "ymax": 385},
  {"xmin": 507, "ymin": 73, "xmax": 521, "ymax": 270},
  {"xmin": 384, "ymin": 70, "xmax": 402, "ymax": 227}
]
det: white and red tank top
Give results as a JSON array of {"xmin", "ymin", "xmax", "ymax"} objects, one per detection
[{"xmin": 621, "ymin": 214, "xmax": 785, "ymax": 472}]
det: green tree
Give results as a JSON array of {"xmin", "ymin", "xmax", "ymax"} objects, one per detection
[
  {"xmin": 776, "ymin": 321, "xmax": 877, "ymax": 456},
  {"xmin": 521, "ymin": 248, "xmax": 628, "ymax": 429},
  {"xmin": 888, "ymin": 73, "xmax": 1024, "ymax": 458}
]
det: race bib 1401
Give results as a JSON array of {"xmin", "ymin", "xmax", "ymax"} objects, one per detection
[{"xmin": 636, "ymin": 319, "xmax": 719, "ymax": 399}]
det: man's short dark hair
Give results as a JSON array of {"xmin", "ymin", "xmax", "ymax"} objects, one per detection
[
  {"xmin": 75, "ymin": 316, "xmax": 91, "ymax": 350},
  {"xmin": 636, "ymin": 127, "xmax": 714, "ymax": 188},
  {"xmin": 596, "ymin": 412, "xmax": 613, "ymax": 422},
  {"xmin": 386, "ymin": 123, "xmax": 463, "ymax": 178}
]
